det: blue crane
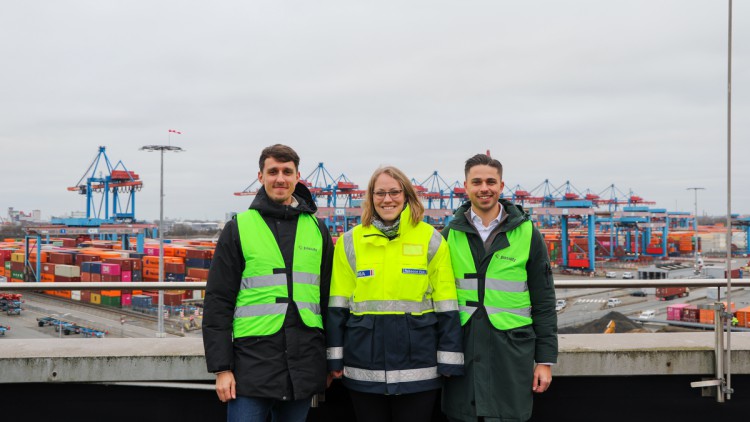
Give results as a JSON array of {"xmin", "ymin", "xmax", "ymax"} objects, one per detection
[{"xmin": 59, "ymin": 146, "xmax": 142, "ymax": 225}]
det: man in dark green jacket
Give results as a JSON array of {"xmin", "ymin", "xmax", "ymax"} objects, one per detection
[{"xmin": 442, "ymin": 154, "xmax": 558, "ymax": 422}]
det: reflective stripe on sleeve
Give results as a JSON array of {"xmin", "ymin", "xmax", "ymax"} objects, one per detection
[
  {"xmin": 426, "ymin": 230, "xmax": 442, "ymax": 264},
  {"xmin": 343, "ymin": 366, "xmax": 439, "ymax": 384},
  {"xmin": 234, "ymin": 303, "xmax": 288, "ymax": 318},
  {"xmin": 240, "ymin": 273, "xmax": 287, "ymax": 290},
  {"xmin": 329, "ymin": 295, "xmax": 350, "ymax": 309},
  {"xmin": 350, "ymin": 299, "xmax": 434, "ymax": 314},
  {"xmin": 327, "ymin": 347, "xmax": 343, "ymax": 360},
  {"xmin": 437, "ymin": 351, "xmax": 464, "ymax": 365},
  {"xmin": 433, "ymin": 299, "xmax": 459, "ymax": 312},
  {"xmin": 343, "ymin": 231, "xmax": 356, "ymax": 273},
  {"xmin": 485, "ymin": 278, "xmax": 528, "ymax": 293}
]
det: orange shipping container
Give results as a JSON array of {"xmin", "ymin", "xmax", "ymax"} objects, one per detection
[
  {"xmin": 699, "ymin": 309, "xmax": 715, "ymax": 325},
  {"xmin": 41, "ymin": 273, "xmax": 55, "ymax": 282},
  {"xmin": 735, "ymin": 306, "xmax": 750, "ymax": 328}
]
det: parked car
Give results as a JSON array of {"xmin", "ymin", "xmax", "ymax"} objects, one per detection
[
  {"xmin": 639, "ymin": 310, "xmax": 656, "ymax": 319},
  {"xmin": 605, "ymin": 271, "xmax": 617, "ymax": 279},
  {"xmin": 622, "ymin": 272, "xmax": 634, "ymax": 279},
  {"xmin": 555, "ymin": 299, "xmax": 567, "ymax": 312},
  {"xmin": 630, "ymin": 289, "xmax": 647, "ymax": 297},
  {"xmin": 606, "ymin": 298, "xmax": 622, "ymax": 308}
]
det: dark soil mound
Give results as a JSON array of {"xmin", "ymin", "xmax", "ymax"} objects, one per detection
[{"xmin": 559, "ymin": 311, "xmax": 643, "ymax": 334}]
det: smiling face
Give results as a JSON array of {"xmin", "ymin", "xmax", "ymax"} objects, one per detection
[
  {"xmin": 465, "ymin": 164, "xmax": 504, "ymax": 217},
  {"xmin": 258, "ymin": 157, "xmax": 300, "ymax": 205},
  {"xmin": 372, "ymin": 172, "xmax": 405, "ymax": 225}
]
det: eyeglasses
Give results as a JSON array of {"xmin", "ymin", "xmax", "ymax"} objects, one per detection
[{"xmin": 373, "ymin": 189, "xmax": 404, "ymax": 199}]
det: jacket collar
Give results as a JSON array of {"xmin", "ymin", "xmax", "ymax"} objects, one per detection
[
  {"xmin": 360, "ymin": 204, "xmax": 415, "ymax": 240},
  {"xmin": 449, "ymin": 198, "xmax": 527, "ymax": 234},
  {"xmin": 249, "ymin": 182, "xmax": 318, "ymax": 220}
]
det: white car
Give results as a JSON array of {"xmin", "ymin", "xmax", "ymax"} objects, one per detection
[
  {"xmin": 622, "ymin": 272, "xmax": 634, "ymax": 279},
  {"xmin": 606, "ymin": 298, "xmax": 622, "ymax": 308},
  {"xmin": 639, "ymin": 310, "xmax": 656, "ymax": 319},
  {"xmin": 605, "ymin": 271, "xmax": 617, "ymax": 279},
  {"xmin": 555, "ymin": 299, "xmax": 567, "ymax": 311}
]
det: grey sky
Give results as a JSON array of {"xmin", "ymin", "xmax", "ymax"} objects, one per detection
[{"xmin": 1, "ymin": 1, "xmax": 747, "ymax": 221}]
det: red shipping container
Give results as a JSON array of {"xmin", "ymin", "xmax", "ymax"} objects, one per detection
[
  {"xmin": 164, "ymin": 291, "xmax": 184, "ymax": 306},
  {"xmin": 76, "ymin": 254, "xmax": 101, "ymax": 265},
  {"xmin": 81, "ymin": 272, "xmax": 92, "ymax": 282},
  {"xmin": 56, "ymin": 276, "xmax": 81, "ymax": 282},
  {"xmin": 165, "ymin": 262, "xmax": 185, "ymax": 274},
  {"xmin": 48, "ymin": 252, "xmax": 74, "ymax": 265},
  {"xmin": 101, "ymin": 263, "xmax": 121, "ymax": 275},
  {"xmin": 187, "ymin": 268, "xmax": 210, "ymax": 279},
  {"xmin": 682, "ymin": 306, "xmax": 699, "ymax": 323},
  {"xmin": 81, "ymin": 290, "xmax": 92, "ymax": 302},
  {"xmin": 101, "ymin": 274, "xmax": 120, "ymax": 282},
  {"xmin": 91, "ymin": 273, "xmax": 102, "ymax": 282},
  {"xmin": 186, "ymin": 248, "xmax": 212, "ymax": 259},
  {"xmin": 42, "ymin": 263, "xmax": 57, "ymax": 274},
  {"xmin": 130, "ymin": 258, "xmax": 142, "ymax": 270},
  {"xmin": 121, "ymin": 271, "xmax": 132, "ymax": 282}
]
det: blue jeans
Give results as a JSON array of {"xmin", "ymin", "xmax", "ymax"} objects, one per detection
[{"xmin": 227, "ymin": 395, "xmax": 311, "ymax": 422}]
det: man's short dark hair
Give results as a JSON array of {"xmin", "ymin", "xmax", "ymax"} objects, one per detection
[
  {"xmin": 464, "ymin": 154, "xmax": 503, "ymax": 179},
  {"xmin": 259, "ymin": 144, "xmax": 300, "ymax": 171}
]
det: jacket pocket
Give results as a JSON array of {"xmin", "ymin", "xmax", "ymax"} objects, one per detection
[
  {"xmin": 406, "ymin": 312, "xmax": 439, "ymax": 366},
  {"xmin": 344, "ymin": 314, "xmax": 375, "ymax": 367}
]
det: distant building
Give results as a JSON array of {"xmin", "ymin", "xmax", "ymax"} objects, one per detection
[{"xmin": 637, "ymin": 262, "xmax": 696, "ymax": 280}]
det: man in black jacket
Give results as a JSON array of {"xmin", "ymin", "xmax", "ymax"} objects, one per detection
[{"xmin": 203, "ymin": 144, "xmax": 334, "ymax": 421}]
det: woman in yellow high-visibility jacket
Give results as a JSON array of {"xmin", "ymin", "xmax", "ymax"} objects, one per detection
[{"xmin": 326, "ymin": 166, "xmax": 463, "ymax": 422}]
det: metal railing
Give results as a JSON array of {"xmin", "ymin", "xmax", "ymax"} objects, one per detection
[{"xmin": 1, "ymin": 279, "xmax": 743, "ymax": 402}]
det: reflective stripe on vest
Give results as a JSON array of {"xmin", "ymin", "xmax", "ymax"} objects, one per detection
[
  {"xmin": 234, "ymin": 210, "xmax": 323, "ymax": 338},
  {"xmin": 343, "ymin": 366, "xmax": 439, "ymax": 384},
  {"xmin": 448, "ymin": 220, "xmax": 533, "ymax": 330}
]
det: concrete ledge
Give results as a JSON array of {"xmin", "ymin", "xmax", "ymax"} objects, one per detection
[
  {"xmin": 0, "ymin": 338, "xmax": 211, "ymax": 383},
  {"xmin": 2, "ymin": 333, "xmax": 750, "ymax": 383}
]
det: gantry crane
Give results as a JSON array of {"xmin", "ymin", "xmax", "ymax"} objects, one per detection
[{"xmin": 63, "ymin": 146, "xmax": 142, "ymax": 224}]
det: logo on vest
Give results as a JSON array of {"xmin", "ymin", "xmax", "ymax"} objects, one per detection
[
  {"xmin": 357, "ymin": 269, "xmax": 374, "ymax": 278},
  {"xmin": 402, "ymin": 268, "xmax": 427, "ymax": 275},
  {"xmin": 297, "ymin": 245, "xmax": 320, "ymax": 253},
  {"xmin": 496, "ymin": 255, "xmax": 517, "ymax": 263}
]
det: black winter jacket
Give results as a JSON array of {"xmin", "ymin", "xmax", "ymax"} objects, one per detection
[{"xmin": 202, "ymin": 183, "xmax": 334, "ymax": 400}]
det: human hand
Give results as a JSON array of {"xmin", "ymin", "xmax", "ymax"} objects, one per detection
[
  {"xmin": 215, "ymin": 371, "xmax": 236, "ymax": 402},
  {"xmin": 532, "ymin": 364, "xmax": 552, "ymax": 393}
]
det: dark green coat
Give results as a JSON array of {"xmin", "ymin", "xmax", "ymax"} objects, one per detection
[{"xmin": 441, "ymin": 199, "xmax": 558, "ymax": 422}]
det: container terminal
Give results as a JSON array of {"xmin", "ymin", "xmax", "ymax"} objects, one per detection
[{"xmin": 1, "ymin": 146, "xmax": 750, "ymax": 420}]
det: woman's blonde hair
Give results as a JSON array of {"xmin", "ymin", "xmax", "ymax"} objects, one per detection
[{"xmin": 361, "ymin": 166, "xmax": 425, "ymax": 227}]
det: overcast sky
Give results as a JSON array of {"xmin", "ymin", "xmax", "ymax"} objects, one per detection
[{"xmin": 1, "ymin": 1, "xmax": 748, "ymax": 221}]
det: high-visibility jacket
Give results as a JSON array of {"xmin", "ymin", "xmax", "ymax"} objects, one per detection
[
  {"xmin": 234, "ymin": 209, "xmax": 323, "ymax": 338},
  {"xmin": 326, "ymin": 206, "xmax": 464, "ymax": 395},
  {"xmin": 448, "ymin": 219, "xmax": 533, "ymax": 330}
]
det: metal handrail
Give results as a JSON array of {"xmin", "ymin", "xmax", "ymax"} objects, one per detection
[{"xmin": 1, "ymin": 278, "xmax": 747, "ymax": 291}]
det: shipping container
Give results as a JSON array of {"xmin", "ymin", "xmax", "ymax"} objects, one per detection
[
  {"xmin": 667, "ymin": 304, "xmax": 690, "ymax": 321},
  {"xmin": 682, "ymin": 306, "xmax": 699, "ymax": 323},
  {"xmin": 54, "ymin": 264, "xmax": 81, "ymax": 278}
]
